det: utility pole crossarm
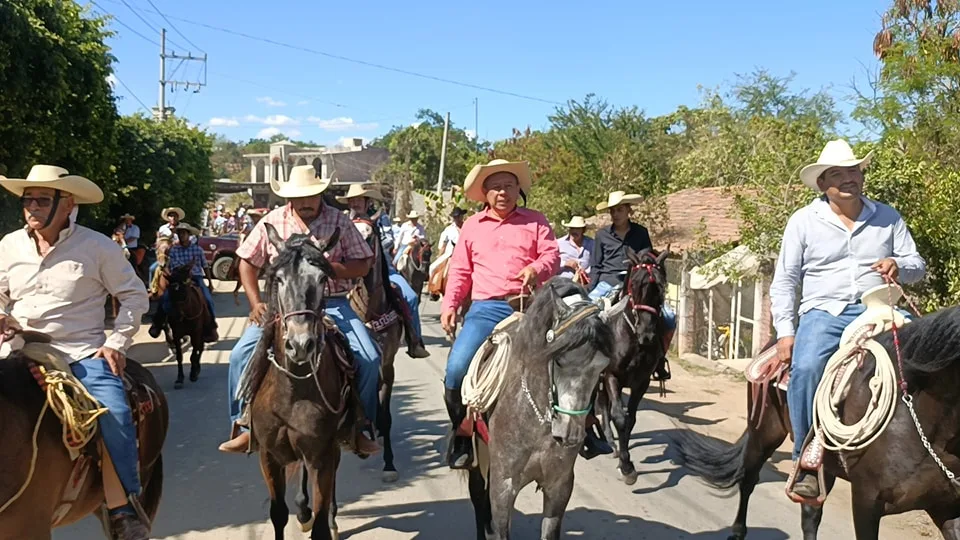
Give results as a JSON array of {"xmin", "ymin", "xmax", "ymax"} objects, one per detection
[{"xmin": 155, "ymin": 27, "xmax": 208, "ymax": 121}]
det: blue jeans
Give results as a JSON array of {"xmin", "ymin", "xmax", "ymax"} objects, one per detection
[
  {"xmin": 387, "ymin": 265, "xmax": 422, "ymax": 339},
  {"xmin": 226, "ymin": 298, "xmax": 382, "ymax": 428},
  {"xmin": 787, "ymin": 305, "xmax": 866, "ymax": 459},
  {"xmin": 162, "ymin": 275, "xmax": 216, "ymax": 320},
  {"xmin": 588, "ymin": 281, "xmax": 677, "ymax": 331},
  {"xmin": 445, "ymin": 300, "xmax": 515, "ymax": 390},
  {"xmin": 71, "ymin": 358, "xmax": 140, "ymax": 496}
]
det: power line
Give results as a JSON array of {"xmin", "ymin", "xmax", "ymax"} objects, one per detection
[
  {"xmin": 91, "ymin": 1, "xmax": 159, "ymax": 46},
  {"xmin": 113, "ymin": 73, "xmax": 151, "ymax": 111},
  {"xmin": 142, "ymin": 0, "xmax": 206, "ymax": 54},
  {"xmin": 100, "ymin": 0, "xmax": 561, "ymax": 105}
]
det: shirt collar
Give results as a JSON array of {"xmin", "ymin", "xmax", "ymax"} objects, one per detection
[
  {"xmin": 25, "ymin": 219, "xmax": 77, "ymax": 245},
  {"xmin": 813, "ymin": 195, "xmax": 876, "ymax": 222},
  {"xmin": 479, "ymin": 205, "xmax": 523, "ymax": 222}
]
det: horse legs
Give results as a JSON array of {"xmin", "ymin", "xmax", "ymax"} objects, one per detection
[
  {"xmin": 309, "ymin": 450, "xmax": 339, "ymax": 540},
  {"xmin": 489, "ymin": 473, "xmax": 519, "ymax": 539},
  {"xmin": 540, "ymin": 472, "xmax": 574, "ymax": 540},
  {"xmin": 468, "ymin": 467, "xmax": 494, "ymax": 540},
  {"xmin": 173, "ymin": 333, "xmax": 185, "ymax": 390},
  {"xmin": 295, "ymin": 462, "xmax": 313, "ymax": 532},
  {"xmin": 850, "ymin": 484, "xmax": 882, "ymax": 540},
  {"xmin": 189, "ymin": 339, "xmax": 203, "ymax": 382},
  {"xmin": 378, "ymin": 343, "xmax": 398, "ymax": 483},
  {"xmin": 615, "ymin": 382, "xmax": 648, "ymax": 485},
  {"xmin": 259, "ymin": 451, "xmax": 288, "ymax": 540},
  {"xmin": 603, "ymin": 373, "xmax": 623, "ymax": 459}
]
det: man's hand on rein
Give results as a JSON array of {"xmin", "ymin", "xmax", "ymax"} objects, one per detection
[
  {"xmin": 441, "ymin": 310, "xmax": 457, "ymax": 335},
  {"xmin": 250, "ymin": 302, "xmax": 269, "ymax": 326},
  {"xmin": 776, "ymin": 336, "xmax": 795, "ymax": 365},
  {"xmin": 515, "ymin": 266, "xmax": 538, "ymax": 290},
  {"xmin": 871, "ymin": 258, "xmax": 900, "ymax": 282}
]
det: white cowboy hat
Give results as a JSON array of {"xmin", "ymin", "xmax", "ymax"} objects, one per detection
[
  {"xmin": 336, "ymin": 183, "xmax": 384, "ymax": 204},
  {"xmin": 799, "ymin": 139, "xmax": 874, "ymax": 191},
  {"xmin": 406, "ymin": 210, "xmax": 421, "ymax": 219},
  {"xmin": 161, "ymin": 207, "xmax": 185, "ymax": 220},
  {"xmin": 120, "ymin": 213, "xmax": 135, "ymax": 220},
  {"xmin": 0, "ymin": 165, "xmax": 103, "ymax": 204},
  {"xmin": 595, "ymin": 191, "xmax": 642, "ymax": 212},
  {"xmin": 392, "ymin": 216, "xmax": 401, "ymax": 223},
  {"xmin": 462, "ymin": 159, "xmax": 532, "ymax": 203},
  {"xmin": 561, "ymin": 215, "xmax": 589, "ymax": 229},
  {"xmin": 174, "ymin": 222, "xmax": 200, "ymax": 236},
  {"xmin": 271, "ymin": 164, "xmax": 332, "ymax": 199}
]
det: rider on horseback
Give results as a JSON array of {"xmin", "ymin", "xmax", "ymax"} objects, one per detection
[
  {"xmin": 392, "ymin": 210, "xmax": 427, "ymax": 266},
  {"xmin": 337, "ymin": 184, "xmax": 430, "ymax": 358},
  {"xmin": 557, "ymin": 215, "xmax": 593, "ymax": 284},
  {"xmin": 219, "ymin": 165, "xmax": 382, "ymax": 455},
  {"xmin": 770, "ymin": 140, "xmax": 926, "ymax": 499},
  {"xmin": 439, "ymin": 158, "xmax": 563, "ymax": 469},
  {"xmin": 587, "ymin": 191, "xmax": 676, "ymax": 381},
  {"xmin": 147, "ymin": 222, "xmax": 218, "ymax": 343},
  {"xmin": 0, "ymin": 165, "xmax": 151, "ymax": 539}
]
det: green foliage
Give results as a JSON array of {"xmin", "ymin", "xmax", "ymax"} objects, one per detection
[{"xmin": 0, "ymin": 0, "xmax": 118, "ymax": 232}]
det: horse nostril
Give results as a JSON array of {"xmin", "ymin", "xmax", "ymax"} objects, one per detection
[
  {"xmin": 553, "ymin": 436, "xmax": 565, "ymax": 445},
  {"xmin": 304, "ymin": 337, "xmax": 315, "ymax": 354}
]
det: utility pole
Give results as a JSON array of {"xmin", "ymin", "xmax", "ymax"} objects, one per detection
[
  {"xmin": 154, "ymin": 28, "xmax": 208, "ymax": 121},
  {"xmin": 436, "ymin": 111, "xmax": 450, "ymax": 194}
]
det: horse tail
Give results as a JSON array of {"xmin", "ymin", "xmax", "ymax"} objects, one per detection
[
  {"xmin": 140, "ymin": 453, "xmax": 164, "ymax": 523},
  {"xmin": 670, "ymin": 428, "xmax": 748, "ymax": 491}
]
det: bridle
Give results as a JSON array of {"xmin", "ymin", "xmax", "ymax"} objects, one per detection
[{"xmin": 624, "ymin": 261, "xmax": 663, "ymax": 316}]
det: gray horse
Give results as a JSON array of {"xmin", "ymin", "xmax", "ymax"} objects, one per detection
[{"xmin": 466, "ymin": 277, "xmax": 614, "ymax": 539}]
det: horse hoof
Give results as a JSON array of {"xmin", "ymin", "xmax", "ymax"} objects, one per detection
[
  {"xmin": 174, "ymin": 380, "xmax": 184, "ymax": 390},
  {"xmin": 618, "ymin": 468, "xmax": 638, "ymax": 486},
  {"xmin": 610, "ymin": 451, "xmax": 620, "ymax": 460},
  {"xmin": 299, "ymin": 515, "xmax": 315, "ymax": 532},
  {"xmin": 382, "ymin": 470, "xmax": 399, "ymax": 483},
  {"xmin": 331, "ymin": 528, "xmax": 339, "ymax": 540},
  {"xmin": 189, "ymin": 371, "xmax": 200, "ymax": 382}
]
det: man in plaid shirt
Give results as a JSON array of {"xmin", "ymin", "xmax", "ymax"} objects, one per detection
[
  {"xmin": 219, "ymin": 165, "xmax": 382, "ymax": 455},
  {"xmin": 148, "ymin": 222, "xmax": 218, "ymax": 342}
]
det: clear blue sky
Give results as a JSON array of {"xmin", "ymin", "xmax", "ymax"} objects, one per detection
[{"xmin": 90, "ymin": 0, "xmax": 889, "ymax": 146}]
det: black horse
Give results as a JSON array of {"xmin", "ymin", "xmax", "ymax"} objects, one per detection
[
  {"xmin": 670, "ymin": 304, "xmax": 960, "ymax": 539},
  {"xmin": 594, "ymin": 247, "xmax": 671, "ymax": 484},
  {"xmin": 466, "ymin": 278, "xmax": 614, "ymax": 539}
]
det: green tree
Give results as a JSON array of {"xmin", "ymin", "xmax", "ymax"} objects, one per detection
[{"xmin": 0, "ymin": 0, "xmax": 117, "ymax": 232}]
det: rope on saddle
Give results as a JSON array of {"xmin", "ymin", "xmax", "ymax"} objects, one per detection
[
  {"xmin": 0, "ymin": 341, "xmax": 108, "ymax": 514},
  {"xmin": 461, "ymin": 328, "xmax": 514, "ymax": 414}
]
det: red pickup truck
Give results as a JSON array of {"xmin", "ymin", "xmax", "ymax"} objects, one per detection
[{"xmin": 199, "ymin": 232, "xmax": 240, "ymax": 280}]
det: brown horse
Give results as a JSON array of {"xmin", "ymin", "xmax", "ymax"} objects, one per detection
[
  {"xmin": 238, "ymin": 224, "xmax": 356, "ymax": 539},
  {"xmin": 427, "ymin": 254, "xmax": 470, "ymax": 323},
  {"xmin": 151, "ymin": 264, "xmax": 210, "ymax": 389},
  {"xmin": 669, "ymin": 304, "xmax": 960, "ymax": 539},
  {"xmin": 398, "ymin": 238, "xmax": 431, "ymax": 301},
  {"xmin": 0, "ymin": 336, "xmax": 168, "ymax": 539},
  {"xmin": 349, "ymin": 217, "xmax": 404, "ymax": 482}
]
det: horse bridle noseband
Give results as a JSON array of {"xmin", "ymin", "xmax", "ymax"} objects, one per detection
[{"xmin": 625, "ymin": 262, "xmax": 662, "ymax": 316}]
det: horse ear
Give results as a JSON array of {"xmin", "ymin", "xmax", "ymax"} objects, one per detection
[
  {"xmin": 623, "ymin": 246, "xmax": 638, "ymax": 267},
  {"xmin": 321, "ymin": 227, "xmax": 341, "ymax": 252},
  {"xmin": 656, "ymin": 248, "xmax": 670, "ymax": 266},
  {"xmin": 264, "ymin": 223, "xmax": 284, "ymax": 253}
]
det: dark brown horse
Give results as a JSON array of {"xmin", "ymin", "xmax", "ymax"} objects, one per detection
[
  {"xmin": 238, "ymin": 224, "xmax": 357, "ymax": 539},
  {"xmin": 594, "ymin": 247, "xmax": 670, "ymax": 485},
  {"xmin": 151, "ymin": 264, "xmax": 210, "ymax": 389},
  {"xmin": 398, "ymin": 238, "xmax": 431, "ymax": 300},
  {"xmin": 0, "ymin": 336, "xmax": 168, "ymax": 539},
  {"xmin": 670, "ymin": 304, "xmax": 960, "ymax": 539}
]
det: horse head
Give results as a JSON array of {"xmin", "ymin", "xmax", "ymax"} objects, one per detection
[
  {"xmin": 516, "ymin": 278, "xmax": 614, "ymax": 448},
  {"xmin": 411, "ymin": 238, "xmax": 432, "ymax": 274},
  {"xmin": 622, "ymin": 247, "xmax": 670, "ymax": 343},
  {"xmin": 166, "ymin": 264, "xmax": 196, "ymax": 303},
  {"xmin": 263, "ymin": 222, "xmax": 339, "ymax": 371}
]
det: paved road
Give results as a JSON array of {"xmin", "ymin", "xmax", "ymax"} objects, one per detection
[{"xmin": 55, "ymin": 284, "xmax": 916, "ymax": 539}]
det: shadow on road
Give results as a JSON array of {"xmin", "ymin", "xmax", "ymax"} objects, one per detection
[{"xmin": 339, "ymin": 498, "xmax": 790, "ymax": 539}]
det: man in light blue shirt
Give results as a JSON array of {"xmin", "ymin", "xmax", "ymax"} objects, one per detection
[
  {"xmin": 557, "ymin": 215, "xmax": 594, "ymax": 284},
  {"xmin": 770, "ymin": 139, "xmax": 926, "ymax": 500}
]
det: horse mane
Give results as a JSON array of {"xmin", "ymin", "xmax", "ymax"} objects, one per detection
[
  {"xmin": 514, "ymin": 277, "xmax": 614, "ymax": 364},
  {"xmin": 0, "ymin": 352, "xmax": 45, "ymax": 406},
  {"xmin": 873, "ymin": 304, "xmax": 960, "ymax": 375}
]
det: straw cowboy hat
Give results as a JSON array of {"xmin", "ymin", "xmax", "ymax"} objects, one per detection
[
  {"xmin": 247, "ymin": 208, "xmax": 267, "ymax": 217},
  {"xmin": 462, "ymin": 159, "xmax": 532, "ymax": 203},
  {"xmin": 120, "ymin": 213, "xmax": 135, "ymax": 221},
  {"xmin": 174, "ymin": 222, "xmax": 201, "ymax": 236},
  {"xmin": 161, "ymin": 207, "xmax": 185, "ymax": 220},
  {"xmin": 0, "ymin": 165, "xmax": 103, "ymax": 204},
  {"xmin": 595, "ymin": 191, "xmax": 642, "ymax": 212},
  {"xmin": 799, "ymin": 139, "xmax": 874, "ymax": 191},
  {"xmin": 392, "ymin": 216, "xmax": 401, "ymax": 223},
  {"xmin": 271, "ymin": 164, "xmax": 331, "ymax": 199},
  {"xmin": 336, "ymin": 183, "xmax": 384, "ymax": 204},
  {"xmin": 561, "ymin": 216, "xmax": 589, "ymax": 229},
  {"xmin": 406, "ymin": 210, "xmax": 421, "ymax": 220}
]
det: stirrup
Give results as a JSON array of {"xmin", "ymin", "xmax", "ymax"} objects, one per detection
[{"xmin": 785, "ymin": 432, "xmax": 827, "ymax": 506}]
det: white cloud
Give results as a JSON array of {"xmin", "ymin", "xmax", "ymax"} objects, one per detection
[
  {"xmin": 106, "ymin": 74, "xmax": 118, "ymax": 89},
  {"xmin": 209, "ymin": 117, "xmax": 240, "ymax": 127},
  {"xmin": 309, "ymin": 116, "xmax": 378, "ymax": 132},
  {"xmin": 287, "ymin": 129, "xmax": 302, "ymax": 138},
  {"xmin": 256, "ymin": 96, "xmax": 286, "ymax": 107},
  {"xmin": 465, "ymin": 129, "xmax": 477, "ymax": 140},
  {"xmin": 256, "ymin": 127, "xmax": 282, "ymax": 138},
  {"xmin": 244, "ymin": 114, "xmax": 299, "ymax": 126}
]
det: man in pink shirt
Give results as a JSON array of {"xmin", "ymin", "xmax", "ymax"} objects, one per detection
[{"xmin": 439, "ymin": 159, "xmax": 560, "ymax": 469}]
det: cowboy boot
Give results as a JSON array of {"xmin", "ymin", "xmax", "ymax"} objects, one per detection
[
  {"xmin": 579, "ymin": 412, "xmax": 614, "ymax": 460},
  {"xmin": 353, "ymin": 424, "xmax": 382, "ymax": 458},
  {"xmin": 444, "ymin": 388, "xmax": 473, "ymax": 469},
  {"xmin": 653, "ymin": 357, "xmax": 672, "ymax": 381},
  {"xmin": 393, "ymin": 286, "xmax": 430, "ymax": 358},
  {"xmin": 148, "ymin": 307, "xmax": 166, "ymax": 339},
  {"xmin": 792, "ymin": 472, "xmax": 821, "ymax": 498},
  {"xmin": 109, "ymin": 514, "xmax": 149, "ymax": 540}
]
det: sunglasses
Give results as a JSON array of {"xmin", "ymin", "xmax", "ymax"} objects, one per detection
[{"xmin": 20, "ymin": 196, "xmax": 55, "ymax": 208}]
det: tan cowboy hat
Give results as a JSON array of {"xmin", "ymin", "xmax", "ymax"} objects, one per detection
[
  {"xmin": 596, "ymin": 191, "xmax": 642, "ymax": 212},
  {"xmin": 392, "ymin": 216, "xmax": 401, "ymax": 223},
  {"xmin": 271, "ymin": 164, "xmax": 331, "ymax": 199},
  {"xmin": 406, "ymin": 210, "xmax": 421, "ymax": 219},
  {"xmin": 799, "ymin": 139, "xmax": 874, "ymax": 191},
  {"xmin": 161, "ymin": 207, "xmax": 185, "ymax": 220},
  {"xmin": 336, "ymin": 183, "xmax": 384, "ymax": 204},
  {"xmin": 174, "ymin": 222, "xmax": 200, "ymax": 236},
  {"xmin": 120, "ymin": 213, "xmax": 135, "ymax": 220},
  {"xmin": 247, "ymin": 207, "xmax": 267, "ymax": 217},
  {"xmin": 462, "ymin": 159, "xmax": 532, "ymax": 203},
  {"xmin": 562, "ymin": 215, "xmax": 589, "ymax": 229},
  {"xmin": 0, "ymin": 165, "xmax": 103, "ymax": 204}
]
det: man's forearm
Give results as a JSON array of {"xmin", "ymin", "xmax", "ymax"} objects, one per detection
[
  {"xmin": 239, "ymin": 259, "xmax": 263, "ymax": 307},
  {"xmin": 330, "ymin": 257, "xmax": 372, "ymax": 280}
]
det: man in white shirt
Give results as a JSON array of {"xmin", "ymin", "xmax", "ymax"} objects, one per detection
[
  {"xmin": 392, "ymin": 210, "xmax": 427, "ymax": 266},
  {"xmin": 156, "ymin": 206, "xmax": 185, "ymax": 241},
  {"xmin": 770, "ymin": 140, "xmax": 926, "ymax": 500},
  {"xmin": 428, "ymin": 207, "xmax": 465, "ymax": 282},
  {"xmin": 120, "ymin": 213, "xmax": 144, "ymax": 267},
  {"xmin": 0, "ymin": 165, "xmax": 150, "ymax": 539}
]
